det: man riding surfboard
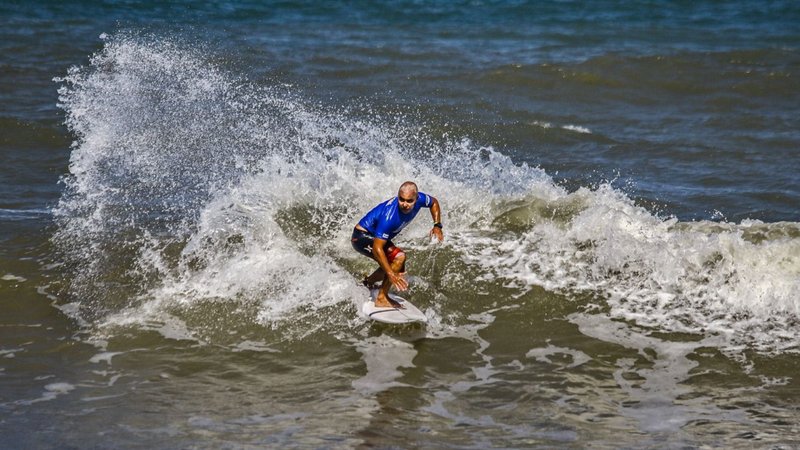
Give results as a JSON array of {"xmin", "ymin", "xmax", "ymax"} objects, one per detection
[{"xmin": 351, "ymin": 181, "xmax": 444, "ymax": 307}]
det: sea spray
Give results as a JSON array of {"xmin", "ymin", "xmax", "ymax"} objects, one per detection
[
  {"xmin": 52, "ymin": 33, "xmax": 800, "ymax": 355},
  {"xmin": 463, "ymin": 184, "xmax": 800, "ymax": 353}
]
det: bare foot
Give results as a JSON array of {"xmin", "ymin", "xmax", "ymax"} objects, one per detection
[{"xmin": 375, "ymin": 294, "xmax": 404, "ymax": 309}]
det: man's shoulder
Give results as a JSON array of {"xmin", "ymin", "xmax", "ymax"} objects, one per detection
[
  {"xmin": 418, "ymin": 191, "xmax": 433, "ymax": 207},
  {"xmin": 375, "ymin": 197, "xmax": 399, "ymax": 222}
]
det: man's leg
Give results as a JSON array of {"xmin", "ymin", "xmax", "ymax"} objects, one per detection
[
  {"xmin": 364, "ymin": 242, "xmax": 402, "ymax": 289},
  {"xmin": 364, "ymin": 267, "xmax": 384, "ymax": 287},
  {"xmin": 354, "ymin": 229, "xmax": 385, "ymax": 288},
  {"xmin": 375, "ymin": 252, "xmax": 406, "ymax": 308}
]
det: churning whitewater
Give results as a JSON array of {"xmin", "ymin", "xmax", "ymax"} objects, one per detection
[{"xmin": 53, "ymin": 34, "xmax": 799, "ymax": 354}]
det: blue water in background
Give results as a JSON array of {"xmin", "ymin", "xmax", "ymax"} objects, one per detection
[
  {"xmin": 2, "ymin": 0, "xmax": 799, "ymax": 225},
  {"xmin": 2, "ymin": 3, "xmax": 800, "ymax": 448}
]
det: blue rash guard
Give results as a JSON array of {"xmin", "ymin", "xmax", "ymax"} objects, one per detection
[{"xmin": 358, "ymin": 192, "xmax": 433, "ymax": 241}]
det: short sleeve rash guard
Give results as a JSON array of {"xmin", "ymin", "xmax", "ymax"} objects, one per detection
[{"xmin": 358, "ymin": 192, "xmax": 433, "ymax": 240}]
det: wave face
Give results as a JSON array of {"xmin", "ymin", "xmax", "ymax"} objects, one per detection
[{"xmin": 53, "ymin": 34, "xmax": 799, "ymax": 353}]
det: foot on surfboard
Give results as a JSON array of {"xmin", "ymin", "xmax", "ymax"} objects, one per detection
[
  {"xmin": 374, "ymin": 297, "xmax": 404, "ymax": 309},
  {"xmin": 364, "ymin": 291, "xmax": 425, "ymax": 323},
  {"xmin": 373, "ymin": 292, "xmax": 405, "ymax": 309}
]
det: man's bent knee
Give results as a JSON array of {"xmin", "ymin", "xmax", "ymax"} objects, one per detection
[
  {"xmin": 393, "ymin": 252, "xmax": 406, "ymax": 266},
  {"xmin": 386, "ymin": 246, "xmax": 405, "ymax": 264}
]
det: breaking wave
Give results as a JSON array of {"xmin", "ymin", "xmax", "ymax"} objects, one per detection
[{"xmin": 53, "ymin": 33, "xmax": 800, "ymax": 354}]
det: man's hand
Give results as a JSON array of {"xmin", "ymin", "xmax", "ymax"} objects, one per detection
[
  {"xmin": 387, "ymin": 271, "xmax": 408, "ymax": 291},
  {"xmin": 430, "ymin": 226, "xmax": 444, "ymax": 242}
]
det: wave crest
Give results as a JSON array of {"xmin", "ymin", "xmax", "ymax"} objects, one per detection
[{"xmin": 52, "ymin": 33, "xmax": 800, "ymax": 354}]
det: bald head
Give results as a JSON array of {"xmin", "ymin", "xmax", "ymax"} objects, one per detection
[
  {"xmin": 399, "ymin": 181, "xmax": 418, "ymax": 196},
  {"xmin": 397, "ymin": 181, "xmax": 418, "ymax": 213}
]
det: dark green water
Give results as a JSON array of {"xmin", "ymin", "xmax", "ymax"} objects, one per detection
[{"xmin": 1, "ymin": 1, "xmax": 799, "ymax": 448}]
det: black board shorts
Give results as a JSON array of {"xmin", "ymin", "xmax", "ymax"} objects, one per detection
[{"xmin": 351, "ymin": 228, "xmax": 404, "ymax": 263}]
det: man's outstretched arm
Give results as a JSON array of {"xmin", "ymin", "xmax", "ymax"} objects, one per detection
[{"xmin": 429, "ymin": 196, "xmax": 443, "ymax": 242}]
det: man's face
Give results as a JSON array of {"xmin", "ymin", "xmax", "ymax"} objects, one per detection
[{"xmin": 398, "ymin": 188, "xmax": 417, "ymax": 213}]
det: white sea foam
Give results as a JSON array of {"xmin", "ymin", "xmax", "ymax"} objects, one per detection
[
  {"xmin": 526, "ymin": 343, "xmax": 591, "ymax": 369},
  {"xmin": 52, "ymin": 34, "xmax": 800, "ymax": 355},
  {"xmin": 7, "ymin": 382, "xmax": 77, "ymax": 406},
  {"xmin": 461, "ymin": 184, "xmax": 800, "ymax": 353},
  {"xmin": 89, "ymin": 351, "xmax": 123, "ymax": 364},
  {"xmin": 352, "ymin": 335, "xmax": 417, "ymax": 394},
  {"xmin": 570, "ymin": 313, "xmax": 750, "ymax": 433},
  {"xmin": 562, "ymin": 124, "xmax": 591, "ymax": 134},
  {"xmin": 1, "ymin": 274, "xmax": 26, "ymax": 282},
  {"xmin": 1, "ymin": 348, "xmax": 23, "ymax": 358},
  {"xmin": 531, "ymin": 120, "xmax": 553, "ymax": 129}
]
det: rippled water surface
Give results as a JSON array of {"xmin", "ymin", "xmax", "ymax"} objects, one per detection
[{"xmin": 1, "ymin": 1, "xmax": 799, "ymax": 448}]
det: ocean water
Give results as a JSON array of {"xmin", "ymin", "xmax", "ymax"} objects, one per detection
[{"xmin": 1, "ymin": 1, "xmax": 799, "ymax": 448}]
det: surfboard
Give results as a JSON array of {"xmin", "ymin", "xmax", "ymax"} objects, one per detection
[{"xmin": 363, "ymin": 289, "xmax": 427, "ymax": 324}]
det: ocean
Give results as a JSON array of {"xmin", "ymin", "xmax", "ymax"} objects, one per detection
[{"xmin": 1, "ymin": 1, "xmax": 799, "ymax": 448}]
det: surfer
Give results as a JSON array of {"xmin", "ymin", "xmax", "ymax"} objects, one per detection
[{"xmin": 352, "ymin": 181, "xmax": 443, "ymax": 308}]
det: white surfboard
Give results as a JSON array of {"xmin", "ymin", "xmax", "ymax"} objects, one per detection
[{"xmin": 362, "ymin": 289, "xmax": 427, "ymax": 324}]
